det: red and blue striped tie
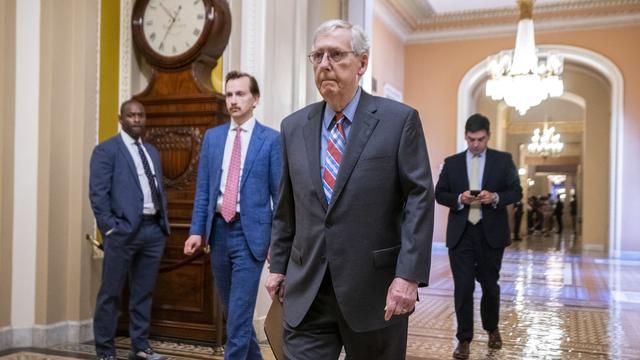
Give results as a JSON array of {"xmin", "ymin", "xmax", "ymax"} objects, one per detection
[{"xmin": 322, "ymin": 112, "xmax": 346, "ymax": 203}]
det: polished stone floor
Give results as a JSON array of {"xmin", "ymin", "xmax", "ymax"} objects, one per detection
[
  {"xmin": 406, "ymin": 232, "xmax": 640, "ymax": 359},
  {"xmin": 3, "ymin": 232, "xmax": 639, "ymax": 359}
]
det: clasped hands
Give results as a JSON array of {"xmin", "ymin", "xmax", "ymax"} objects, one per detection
[{"xmin": 460, "ymin": 190, "xmax": 496, "ymax": 205}]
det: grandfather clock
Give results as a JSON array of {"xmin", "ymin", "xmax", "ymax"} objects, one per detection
[{"xmin": 121, "ymin": 0, "xmax": 231, "ymax": 344}]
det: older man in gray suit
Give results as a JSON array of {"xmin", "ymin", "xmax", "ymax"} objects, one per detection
[{"xmin": 266, "ymin": 19, "xmax": 435, "ymax": 359}]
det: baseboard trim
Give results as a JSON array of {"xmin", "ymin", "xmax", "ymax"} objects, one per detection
[{"xmin": 0, "ymin": 319, "xmax": 93, "ymax": 351}]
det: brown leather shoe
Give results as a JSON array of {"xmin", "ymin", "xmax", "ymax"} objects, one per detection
[
  {"xmin": 452, "ymin": 341, "xmax": 470, "ymax": 359},
  {"xmin": 488, "ymin": 329, "xmax": 503, "ymax": 349}
]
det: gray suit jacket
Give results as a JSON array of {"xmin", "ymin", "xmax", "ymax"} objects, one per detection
[{"xmin": 269, "ymin": 91, "xmax": 434, "ymax": 332}]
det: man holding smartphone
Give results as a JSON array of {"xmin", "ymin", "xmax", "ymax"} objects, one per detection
[{"xmin": 435, "ymin": 113, "xmax": 522, "ymax": 359}]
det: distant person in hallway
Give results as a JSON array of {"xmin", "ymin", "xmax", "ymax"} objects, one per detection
[
  {"xmin": 541, "ymin": 195, "xmax": 553, "ymax": 236},
  {"xmin": 89, "ymin": 99, "xmax": 170, "ymax": 360},
  {"xmin": 526, "ymin": 196, "xmax": 535, "ymax": 234},
  {"xmin": 531, "ymin": 196, "xmax": 544, "ymax": 233},
  {"xmin": 554, "ymin": 197, "xmax": 564, "ymax": 234},
  {"xmin": 513, "ymin": 201, "xmax": 523, "ymax": 241},
  {"xmin": 570, "ymin": 195, "xmax": 578, "ymax": 234},
  {"xmin": 435, "ymin": 113, "xmax": 522, "ymax": 360},
  {"xmin": 184, "ymin": 71, "xmax": 281, "ymax": 360},
  {"xmin": 265, "ymin": 19, "xmax": 435, "ymax": 360}
]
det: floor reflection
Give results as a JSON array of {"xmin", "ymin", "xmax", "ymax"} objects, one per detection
[
  {"xmin": 407, "ymin": 232, "xmax": 640, "ymax": 359},
  {"xmin": 7, "ymin": 232, "xmax": 640, "ymax": 360}
]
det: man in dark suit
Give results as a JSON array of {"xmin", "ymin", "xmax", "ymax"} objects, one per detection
[
  {"xmin": 265, "ymin": 19, "xmax": 434, "ymax": 359},
  {"xmin": 554, "ymin": 198, "xmax": 564, "ymax": 234},
  {"xmin": 435, "ymin": 113, "xmax": 522, "ymax": 359},
  {"xmin": 513, "ymin": 201, "xmax": 523, "ymax": 240},
  {"xmin": 89, "ymin": 99, "xmax": 170, "ymax": 360},
  {"xmin": 184, "ymin": 71, "xmax": 281, "ymax": 360},
  {"xmin": 570, "ymin": 195, "xmax": 578, "ymax": 234}
]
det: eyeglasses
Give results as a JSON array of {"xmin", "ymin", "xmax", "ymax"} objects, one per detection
[{"xmin": 307, "ymin": 50, "xmax": 355, "ymax": 65}]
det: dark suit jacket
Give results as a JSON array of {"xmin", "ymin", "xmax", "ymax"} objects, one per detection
[
  {"xmin": 269, "ymin": 91, "xmax": 435, "ymax": 332},
  {"xmin": 189, "ymin": 121, "xmax": 281, "ymax": 261},
  {"xmin": 89, "ymin": 134, "xmax": 170, "ymax": 243},
  {"xmin": 435, "ymin": 148, "xmax": 522, "ymax": 249}
]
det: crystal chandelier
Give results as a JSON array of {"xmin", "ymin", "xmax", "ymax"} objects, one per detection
[
  {"xmin": 485, "ymin": 0, "xmax": 564, "ymax": 115},
  {"xmin": 527, "ymin": 122, "xmax": 564, "ymax": 156}
]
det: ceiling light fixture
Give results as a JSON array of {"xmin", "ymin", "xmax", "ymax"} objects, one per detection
[
  {"xmin": 485, "ymin": 0, "xmax": 564, "ymax": 115},
  {"xmin": 528, "ymin": 118, "xmax": 564, "ymax": 156}
]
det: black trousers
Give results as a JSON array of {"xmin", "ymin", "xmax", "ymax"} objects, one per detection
[
  {"xmin": 513, "ymin": 213, "xmax": 523, "ymax": 239},
  {"xmin": 555, "ymin": 214, "xmax": 563, "ymax": 233},
  {"xmin": 449, "ymin": 221, "xmax": 505, "ymax": 342},
  {"xmin": 283, "ymin": 269, "xmax": 408, "ymax": 360}
]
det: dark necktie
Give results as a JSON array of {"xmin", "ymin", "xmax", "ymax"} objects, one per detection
[{"xmin": 135, "ymin": 141, "xmax": 162, "ymax": 213}]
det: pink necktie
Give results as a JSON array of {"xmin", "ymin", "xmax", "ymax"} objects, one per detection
[{"xmin": 221, "ymin": 128, "xmax": 242, "ymax": 222}]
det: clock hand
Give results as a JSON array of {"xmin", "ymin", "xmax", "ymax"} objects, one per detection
[
  {"xmin": 158, "ymin": 5, "xmax": 182, "ymax": 51},
  {"xmin": 158, "ymin": 2, "xmax": 175, "ymax": 21}
]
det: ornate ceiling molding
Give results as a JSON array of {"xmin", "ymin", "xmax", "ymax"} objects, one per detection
[{"xmin": 377, "ymin": 0, "xmax": 640, "ymax": 43}]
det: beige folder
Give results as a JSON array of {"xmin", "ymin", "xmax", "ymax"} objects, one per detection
[{"xmin": 264, "ymin": 299, "xmax": 285, "ymax": 360}]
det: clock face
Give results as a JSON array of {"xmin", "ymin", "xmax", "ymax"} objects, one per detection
[{"xmin": 142, "ymin": 0, "xmax": 208, "ymax": 57}]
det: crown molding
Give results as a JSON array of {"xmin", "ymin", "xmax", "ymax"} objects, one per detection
[
  {"xmin": 406, "ymin": 13, "xmax": 640, "ymax": 44},
  {"xmin": 383, "ymin": 0, "xmax": 640, "ymax": 28},
  {"xmin": 374, "ymin": 0, "xmax": 410, "ymax": 42},
  {"xmin": 414, "ymin": 0, "xmax": 640, "ymax": 26},
  {"xmin": 377, "ymin": 0, "xmax": 640, "ymax": 44}
]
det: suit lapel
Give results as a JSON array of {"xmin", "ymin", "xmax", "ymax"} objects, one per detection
[
  {"xmin": 303, "ymin": 102, "xmax": 328, "ymax": 211},
  {"xmin": 482, "ymin": 149, "xmax": 494, "ymax": 189},
  {"xmin": 212, "ymin": 124, "xmax": 229, "ymax": 192},
  {"xmin": 117, "ymin": 135, "xmax": 143, "ymax": 193},
  {"xmin": 328, "ymin": 92, "xmax": 379, "ymax": 212},
  {"xmin": 456, "ymin": 151, "xmax": 469, "ymax": 190},
  {"xmin": 240, "ymin": 122, "xmax": 266, "ymax": 190}
]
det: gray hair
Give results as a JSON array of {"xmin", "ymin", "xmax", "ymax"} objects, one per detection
[{"xmin": 313, "ymin": 19, "xmax": 370, "ymax": 56}]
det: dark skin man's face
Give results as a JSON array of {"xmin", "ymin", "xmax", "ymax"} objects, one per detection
[{"xmin": 119, "ymin": 101, "xmax": 146, "ymax": 139}]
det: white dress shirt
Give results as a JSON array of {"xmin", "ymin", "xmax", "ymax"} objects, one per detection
[
  {"xmin": 216, "ymin": 117, "xmax": 256, "ymax": 213},
  {"xmin": 120, "ymin": 131, "xmax": 158, "ymax": 215}
]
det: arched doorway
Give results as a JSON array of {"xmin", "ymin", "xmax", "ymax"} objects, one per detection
[{"xmin": 457, "ymin": 45, "xmax": 624, "ymax": 257}]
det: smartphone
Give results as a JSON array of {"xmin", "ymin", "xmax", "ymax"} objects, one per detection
[{"xmin": 469, "ymin": 190, "xmax": 481, "ymax": 196}]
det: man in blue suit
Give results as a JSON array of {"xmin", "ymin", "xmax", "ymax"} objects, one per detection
[
  {"xmin": 435, "ymin": 114, "xmax": 522, "ymax": 359},
  {"xmin": 89, "ymin": 99, "xmax": 170, "ymax": 360},
  {"xmin": 184, "ymin": 71, "xmax": 281, "ymax": 360}
]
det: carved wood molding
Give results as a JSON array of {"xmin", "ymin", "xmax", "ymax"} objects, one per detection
[{"xmin": 145, "ymin": 126, "xmax": 202, "ymax": 190}]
